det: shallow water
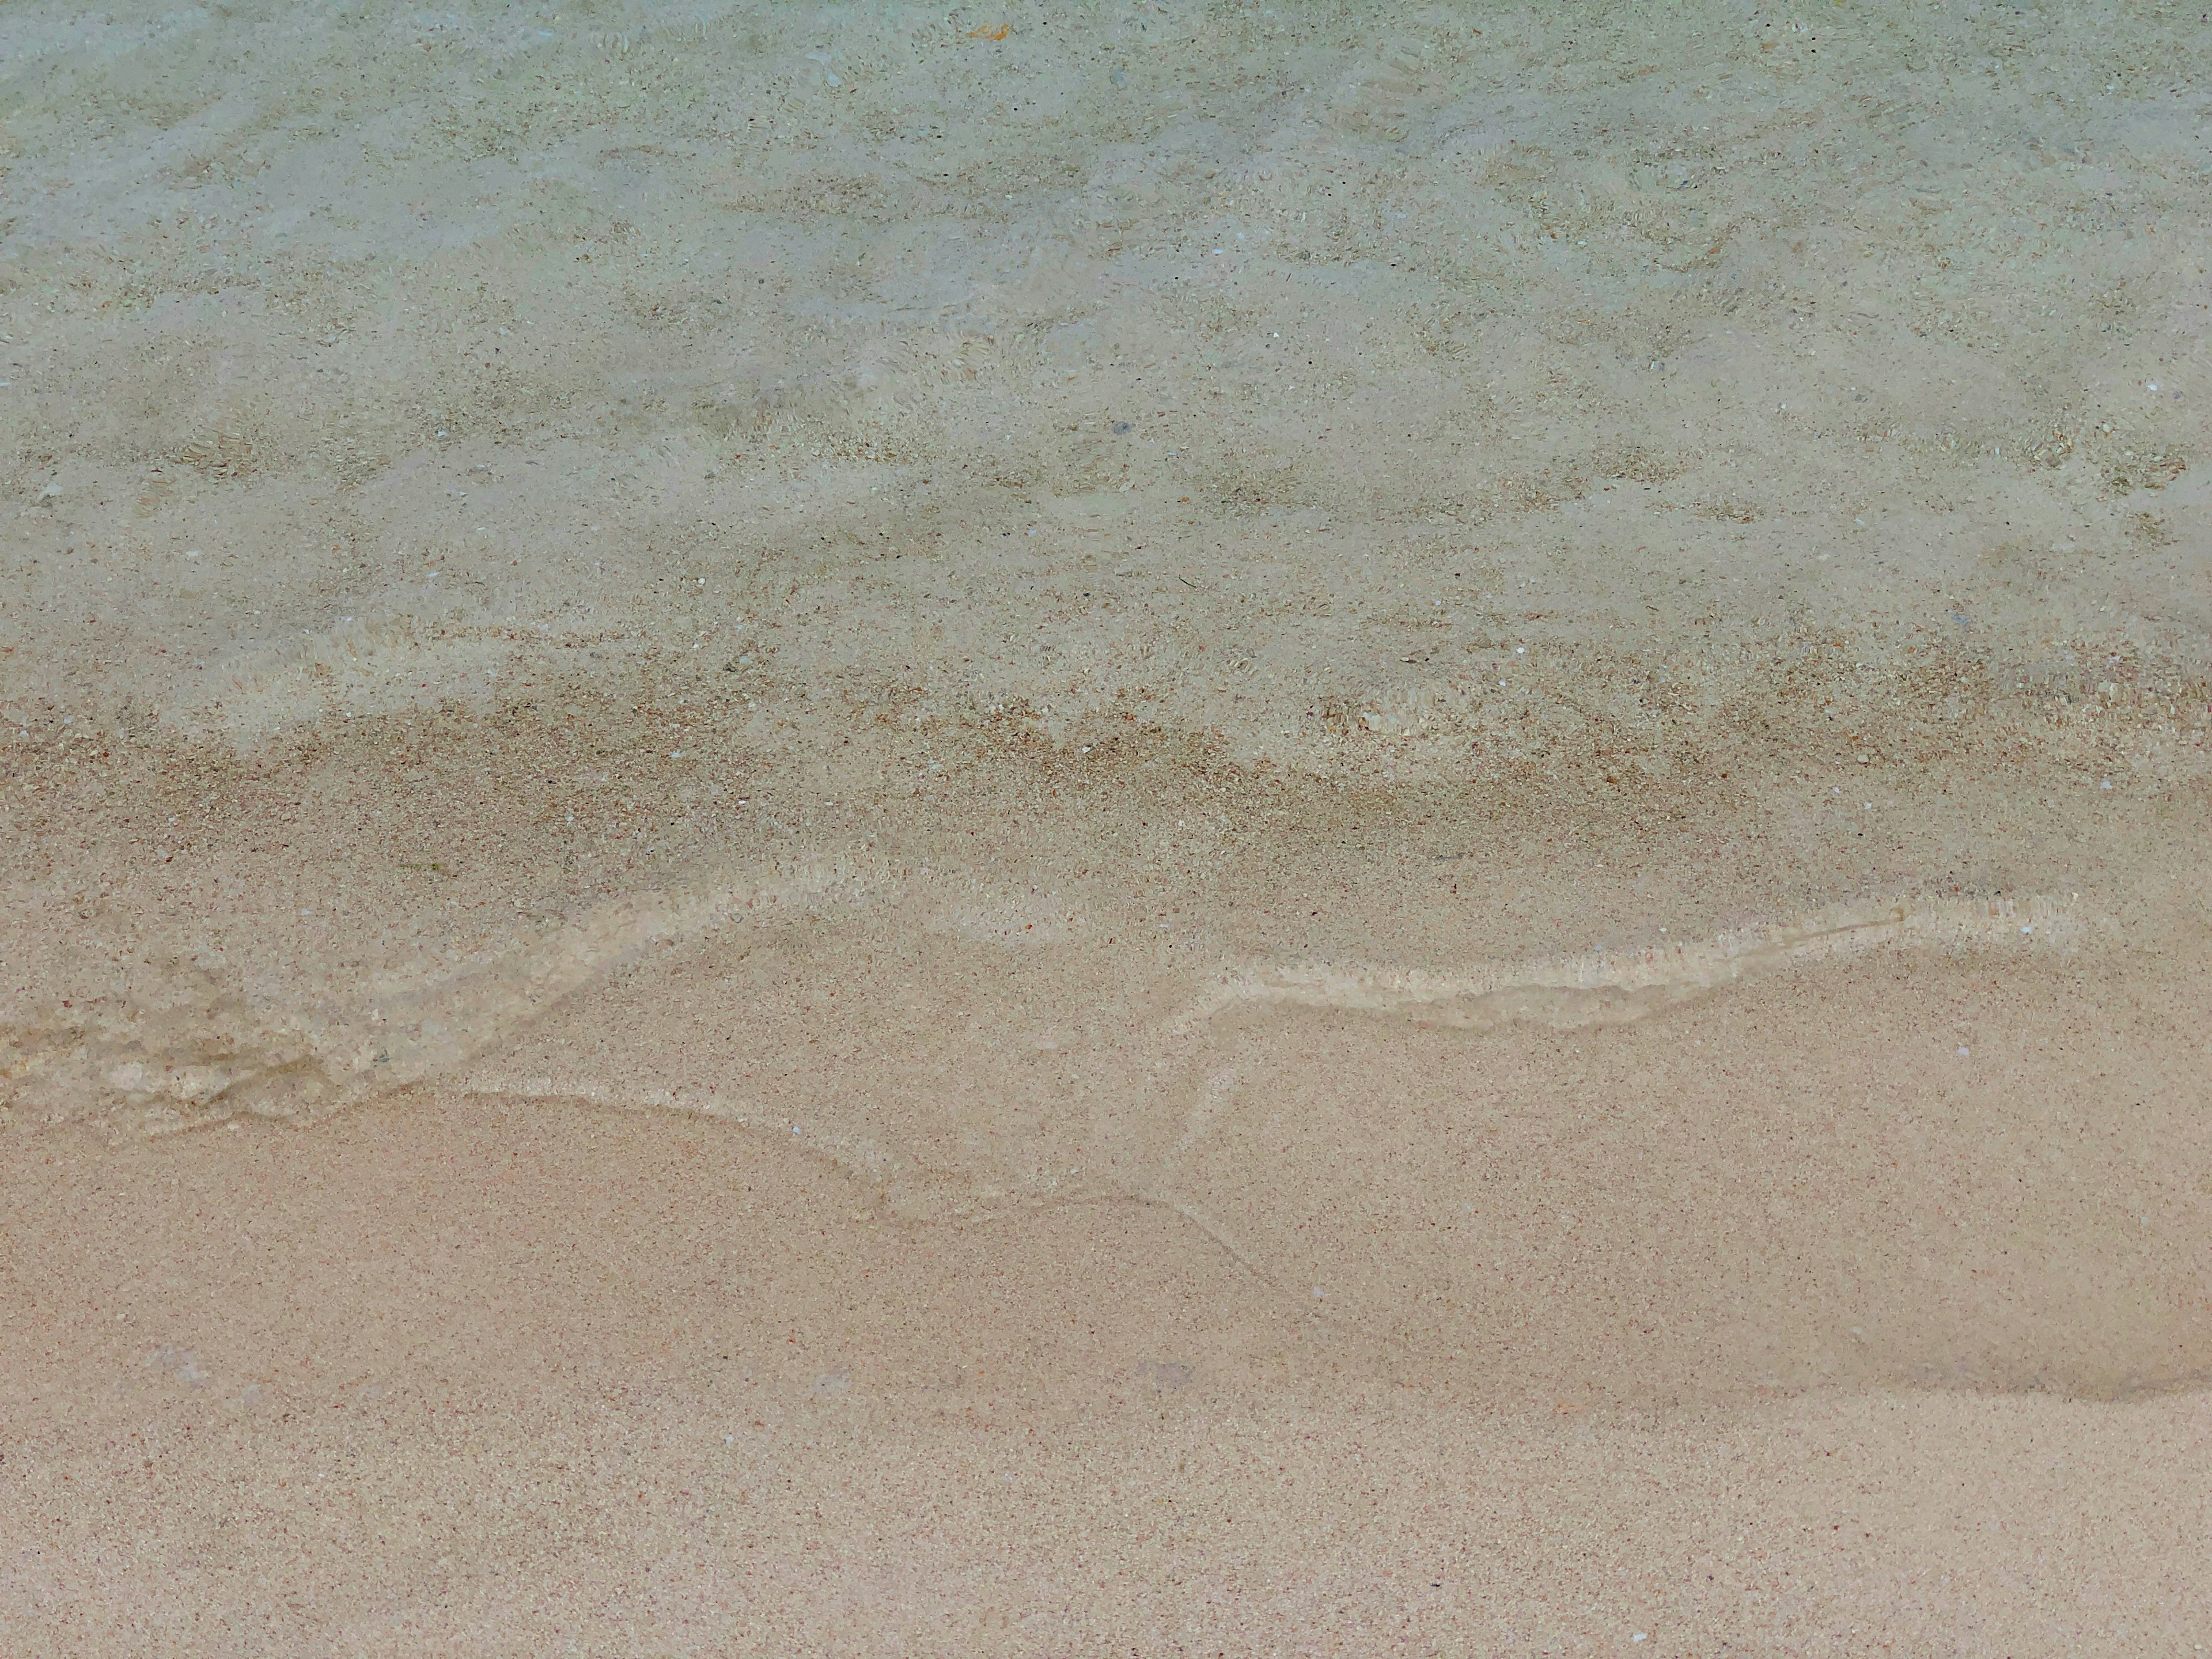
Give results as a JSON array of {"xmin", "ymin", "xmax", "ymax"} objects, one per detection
[{"xmin": 5, "ymin": 1, "xmax": 2211, "ymax": 1652}]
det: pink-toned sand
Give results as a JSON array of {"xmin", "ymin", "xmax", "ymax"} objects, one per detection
[{"xmin": 6, "ymin": 2, "xmax": 2210, "ymax": 1652}]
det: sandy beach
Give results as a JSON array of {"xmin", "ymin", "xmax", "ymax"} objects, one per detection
[{"xmin": 5, "ymin": 2, "xmax": 2210, "ymax": 1652}]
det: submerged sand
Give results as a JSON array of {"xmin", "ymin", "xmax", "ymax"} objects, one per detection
[{"xmin": 4, "ymin": 2, "xmax": 2210, "ymax": 1653}]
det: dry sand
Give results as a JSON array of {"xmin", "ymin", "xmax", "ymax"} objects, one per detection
[{"xmin": 4, "ymin": 2, "xmax": 2210, "ymax": 1653}]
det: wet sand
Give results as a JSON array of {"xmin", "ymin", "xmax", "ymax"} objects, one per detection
[
  {"xmin": 10, "ymin": 1093, "xmax": 2210, "ymax": 1654},
  {"xmin": 5, "ymin": 2, "xmax": 2211, "ymax": 1653}
]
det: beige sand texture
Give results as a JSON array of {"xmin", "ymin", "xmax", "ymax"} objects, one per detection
[{"xmin": 4, "ymin": 1, "xmax": 2211, "ymax": 1653}]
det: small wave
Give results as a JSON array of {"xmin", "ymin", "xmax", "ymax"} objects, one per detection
[
  {"xmin": 3, "ymin": 888, "xmax": 2093, "ymax": 1147},
  {"xmin": 1183, "ymin": 891, "xmax": 2087, "ymax": 1036},
  {"xmin": 1, "ymin": 857, "xmax": 882, "ymax": 1134}
]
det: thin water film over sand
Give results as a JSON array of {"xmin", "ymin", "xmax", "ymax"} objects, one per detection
[{"xmin": 4, "ymin": 2, "xmax": 2211, "ymax": 1653}]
